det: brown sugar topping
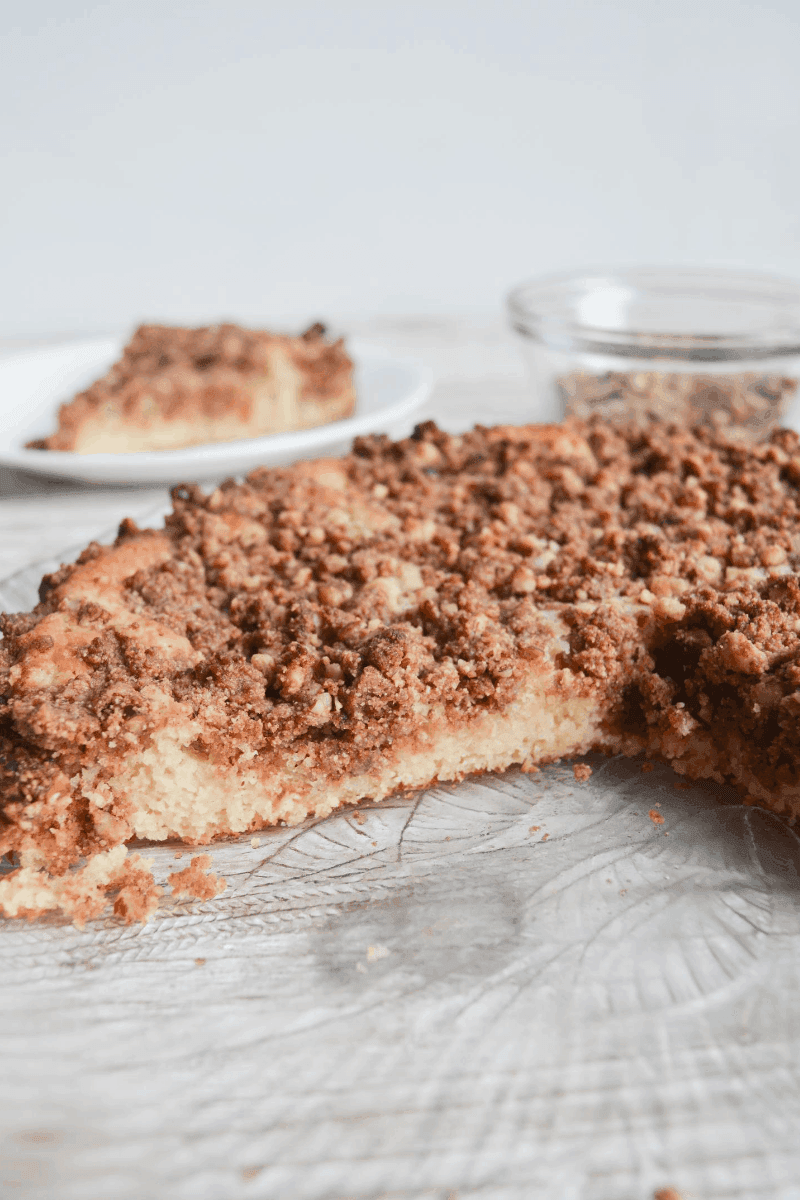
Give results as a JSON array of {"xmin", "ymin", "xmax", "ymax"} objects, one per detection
[
  {"xmin": 8, "ymin": 415, "xmax": 800, "ymax": 785},
  {"xmin": 28, "ymin": 321, "xmax": 353, "ymax": 450},
  {"xmin": 7, "ymin": 413, "xmax": 800, "ymax": 919},
  {"xmin": 560, "ymin": 369, "xmax": 798, "ymax": 438}
]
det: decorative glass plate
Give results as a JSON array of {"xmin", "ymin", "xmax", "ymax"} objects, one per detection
[{"xmin": 1, "ymin": 534, "xmax": 800, "ymax": 1200}]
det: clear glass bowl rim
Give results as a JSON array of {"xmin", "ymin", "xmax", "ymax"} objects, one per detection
[{"xmin": 507, "ymin": 267, "xmax": 800, "ymax": 362}]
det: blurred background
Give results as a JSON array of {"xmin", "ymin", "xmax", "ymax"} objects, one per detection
[{"xmin": 3, "ymin": 0, "xmax": 800, "ymax": 339}]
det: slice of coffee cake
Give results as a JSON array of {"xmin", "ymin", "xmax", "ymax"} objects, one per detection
[
  {"xmin": 29, "ymin": 321, "xmax": 355, "ymax": 453},
  {"xmin": 4, "ymin": 416, "xmax": 800, "ymax": 923}
]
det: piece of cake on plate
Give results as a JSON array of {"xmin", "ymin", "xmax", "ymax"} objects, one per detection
[
  {"xmin": 28, "ymin": 321, "xmax": 355, "ymax": 453},
  {"xmin": 4, "ymin": 416, "xmax": 800, "ymax": 923}
]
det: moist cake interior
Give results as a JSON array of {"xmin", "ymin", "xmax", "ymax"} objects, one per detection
[{"xmin": 4, "ymin": 416, "xmax": 800, "ymax": 923}]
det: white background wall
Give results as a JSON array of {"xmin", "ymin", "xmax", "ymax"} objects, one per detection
[{"xmin": 3, "ymin": 0, "xmax": 800, "ymax": 337}]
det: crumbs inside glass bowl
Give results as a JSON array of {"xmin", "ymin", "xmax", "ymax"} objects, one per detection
[
  {"xmin": 508, "ymin": 269, "xmax": 800, "ymax": 438},
  {"xmin": 558, "ymin": 369, "xmax": 798, "ymax": 438}
]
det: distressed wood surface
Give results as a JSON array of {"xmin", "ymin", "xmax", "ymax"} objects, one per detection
[{"xmin": 2, "ymin": 320, "xmax": 800, "ymax": 1200}]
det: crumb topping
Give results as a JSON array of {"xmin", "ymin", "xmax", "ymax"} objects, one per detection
[
  {"xmin": 6, "ymin": 414, "xmax": 800, "ymax": 904},
  {"xmin": 29, "ymin": 321, "xmax": 353, "ymax": 450}
]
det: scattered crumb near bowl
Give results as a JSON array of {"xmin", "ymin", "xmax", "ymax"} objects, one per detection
[
  {"xmin": 250, "ymin": 837, "xmax": 261, "ymax": 848},
  {"xmin": 573, "ymin": 762, "xmax": 592, "ymax": 782},
  {"xmin": 366, "ymin": 944, "xmax": 390, "ymax": 961},
  {"xmin": 648, "ymin": 809, "xmax": 665, "ymax": 826}
]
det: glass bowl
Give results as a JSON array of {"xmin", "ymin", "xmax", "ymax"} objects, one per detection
[{"xmin": 507, "ymin": 267, "xmax": 800, "ymax": 438}]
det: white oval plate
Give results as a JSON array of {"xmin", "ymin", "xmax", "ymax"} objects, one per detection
[{"xmin": 0, "ymin": 337, "xmax": 433, "ymax": 484}]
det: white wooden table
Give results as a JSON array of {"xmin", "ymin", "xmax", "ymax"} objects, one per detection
[{"xmin": 2, "ymin": 320, "xmax": 799, "ymax": 1200}]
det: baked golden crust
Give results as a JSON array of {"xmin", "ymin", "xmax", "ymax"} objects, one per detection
[
  {"xmin": 5, "ymin": 415, "xmax": 800, "ymax": 922},
  {"xmin": 28, "ymin": 321, "xmax": 355, "ymax": 453}
]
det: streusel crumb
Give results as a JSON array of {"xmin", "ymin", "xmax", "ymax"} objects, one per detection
[
  {"xmin": 5, "ymin": 415, "xmax": 800, "ymax": 922},
  {"xmin": 29, "ymin": 321, "xmax": 355, "ymax": 453}
]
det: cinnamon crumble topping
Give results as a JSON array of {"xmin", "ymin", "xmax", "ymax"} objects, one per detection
[
  {"xmin": 560, "ymin": 370, "xmax": 798, "ymax": 437},
  {"xmin": 6, "ymin": 414, "xmax": 800, "ymax": 921},
  {"xmin": 28, "ymin": 321, "xmax": 355, "ymax": 453}
]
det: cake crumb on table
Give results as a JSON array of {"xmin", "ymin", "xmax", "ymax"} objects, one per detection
[
  {"xmin": 110, "ymin": 855, "xmax": 163, "ymax": 925},
  {"xmin": 648, "ymin": 809, "xmax": 665, "ymax": 826},
  {"xmin": 573, "ymin": 763, "xmax": 592, "ymax": 782},
  {"xmin": 653, "ymin": 1188, "xmax": 683, "ymax": 1200},
  {"xmin": 250, "ymin": 837, "xmax": 261, "ymax": 848},
  {"xmin": 168, "ymin": 855, "xmax": 227, "ymax": 901}
]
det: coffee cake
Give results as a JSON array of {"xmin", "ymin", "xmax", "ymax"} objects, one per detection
[
  {"xmin": 4, "ymin": 416, "xmax": 800, "ymax": 923},
  {"xmin": 29, "ymin": 321, "xmax": 355, "ymax": 453}
]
